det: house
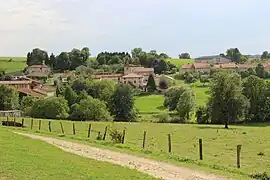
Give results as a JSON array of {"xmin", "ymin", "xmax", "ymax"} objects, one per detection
[
  {"xmin": 0, "ymin": 78, "xmax": 54, "ymax": 98},
  {"xmin": 181, "ymin": 64, "xmax": 193, "ymax": 74},
  {"xmin": 180, "ymin": 63, "xmax": 211, "ymax": 74},
  {"xmin": 120, "ymin": 73, "xmax": 145, "ymax": 88},
  {"xmin": 27, "ymin": 65, "xmax": 51, "ymax": 74},
  {"xmin": 193, "ymin": 63, "xmax": 211, "ymax": 73},
  {"xmin": 219, "ymin": 63, "xmax": 237, "ymax": 70},
  {"xmin": 91, "ymin": 74, "xmax": 123, "ymax": 81},
  {"xmin": 236, "ymin": 64, "xmax": 256, "ymax": 72},
  {"xmin": 195, "ymin": 55, "xmax": 232, "ymax": 64}
]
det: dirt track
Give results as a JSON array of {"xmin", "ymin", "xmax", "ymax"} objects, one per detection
[{"xmin": 15, "ymin": 132, "xmax": 228, "ymax": 180}]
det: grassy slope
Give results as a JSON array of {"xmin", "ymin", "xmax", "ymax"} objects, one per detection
[
  {"xmin": 0, "ymin": 57, "xmax": 26, "ymax": 73},
  {"xmin": 166, "ymin": 58, "xmax": 194, "ymax": 67},
  {"xmin": 0, "ymin": 61, "xmax": 26, "ymax": 73},
  {"xmin": 0, "ymin": 127, "xmax": 156, "ymax": 180},
  {"xmin": 135, "ymin": 81, "xmax": 209, "ymax": 114},
  {"xmin": 7, "ymin": 118, "xmax": 269, "ymax": 179}
]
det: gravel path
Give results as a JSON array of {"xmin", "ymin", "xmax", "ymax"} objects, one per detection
[{"xmin": 15, "ymin": 132, "xmax": 228, "ymax": 180}]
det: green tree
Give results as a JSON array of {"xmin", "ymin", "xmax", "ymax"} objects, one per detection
[
  {"xmin": 26, "ymin": 48, "xmax": 49, "ymax": 66},
  {"xmin": 87, "ymin": 80, "xmax": 115, "ymax": 103},
  {"xmin": 178, "ymin": 53, "xmax": 191, "ymax": 59},
  {"xmin": 261, "ymin": 51, "xmax": 269, "ymax": 60},
  {"xmin": 55, "ymin": 52, "xmax": 70, "ymax": 71},
  {"xmin": 30, "ymin": 97, "xmax": 69, "ymax": 119},
  {"xmin": 110, "ymin": 84, "xmax": 136, "ymax": 122},
  {"xmin": 81, "ymin": 47, "xmax": 91, "ymax": 62},
  {"xmin": 164, "ymin": 86, "xmax": 187, "ymax": 111},
  {"xmin": 176, "ymin": 88, "xmax": 196, "ymax": 121},
  {"xmin": 48, "ymin": 53, "xmax": 56, "ymax": 68},
  {"xmin": 20, "ymin": 96, "xmax": 37, "ymax": 116},
  {"xmin": 70, "ymin": 97, "xmax": 112, "ymax": 121},
  {"xmin": 76, "ymin": 90, "xmax": 89, "ymax": 103},
  {"xmin": 207, "ymin": 72, "xmax": 249, "ymax": 128},
  {"xmin": 146, "ymin": 74, "xmax": 157, "ymax": 92},
  {"xmin": 0, "ymin": 85, "xmax": 19, "ymax": 110},
  {"xmin": 70, "ymin": 48, "xmax": 85, "ymax": 70},
  {"xmin": 243, "ymin": 75, "xmax": 270, "ymax": 122},
  {"xmin": 255, "ymin": 63, "xmax": 265, "ymax": 78},
  {"xmin": 64, "ymin": 86, "xmax": 78, "ymax": 107},
  {"xmin": 131, "ymin": 48, "xmax": 143, "ymax": 59},
  {"xmin": 226, "ymin": 48, "xmax": 247, "ymax": 63}
]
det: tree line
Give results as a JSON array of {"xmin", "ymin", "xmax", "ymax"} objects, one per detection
[
  {"xmin": 164, "ymin": 70, "xmax": 270, "ymax": 128},
  {"xmin": 27, "ymin": 47, "xmax": 90, "ymax": 71}
]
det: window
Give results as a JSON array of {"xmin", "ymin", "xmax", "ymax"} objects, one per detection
[
  {"xmin": 134, "ymin": 80, "xmax": 136, "ymax": 83},
  {"xmin": 124, "ymin": 81, "xmax": 126, "ymax": 84}
]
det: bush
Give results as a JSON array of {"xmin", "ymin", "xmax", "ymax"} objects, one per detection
[
  {"xmin": 156, "ymin": 113, "xmax": 170, "ymax": 123},
  {"xmin": 249, "ymin": 172, "xmax": 270, "ymax": 180},
  {"xmin": 159, "ymin": 79, "xmax": 168, "ymax": 89},
  {"xmin": 109, "ymin": 128, "xmax": 123, "ymax": 143},
  {"xmin": 196, "ymin": 106, "xmax": 209, "ymax": 124}
]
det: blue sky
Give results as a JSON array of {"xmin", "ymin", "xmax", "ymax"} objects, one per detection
[{"xmin": 0, "ymin": 0, "xmax": 269, "ymax": 58}]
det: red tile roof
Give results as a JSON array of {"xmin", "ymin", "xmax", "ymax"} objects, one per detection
[
  {"xmin": 92, "ymin": 74, "xmax": 123, "ymax": 79},
  {"xmin": 220, "ymin": 63, "xmax": 237, "ymax": 69},
  {"xmin": 18, "ymin": 88, "xmax": 45, "ymax": 97},
  {"xmin": 181, "ymin": 64, "xmax": 193, "ymax": 69},
  {"xmin": 237, "ymin": 64, "xmax": 256, "ymax": 69},
  {"xmin": 193, "ymin": 63, "xmax": 211, "ymax": 69},
  {"xmin": 0, "ymin": 81, "xmax": 32, "ymax": 85},
  {"xmin": 28, "ymin": 65, "xmax": 49, "ymax": 68},
  {"xmin": 122, "ymin": 73, "xmax": 143, "ymax": 78}
]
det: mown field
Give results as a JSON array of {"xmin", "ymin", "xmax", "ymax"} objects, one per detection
[
  {"xmin": 0, "ymin": 57, "xmax": 26, "ymax": 73},
  {"xmin": 0, "ymin": 127, "xmax": 156, "ymax": 180},
  {"xmin": 165, "ymin": 58, "xmax": 194, "ymax": 67},
  {"xmin": 3, "ymin": 117, "xmax": 269, "ymax": 179},
  {"xmin": 135, "ymin": 81, "xmax": 209, "ymax": 115}
]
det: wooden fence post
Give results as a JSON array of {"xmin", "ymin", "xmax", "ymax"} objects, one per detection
[
  {"xmin": 6, "ymin": 116, "xmax": 9, "ymax": 126},
  {"xmin": 31, "ymin": 119, "xmax": 33, "ymax": 130},
  {"xmin": 21, "ymin": 118, "xmax": 24, "ymax": 128},
  {"xmin": 121, "ymin": 129, "xmax": 126, "ymax": 144},
  {"xmin": 39, "ymin": 120, "xmax": 41, "ymax": 130},
  {"xmin": 103, "ymin": 126, "xmax": 108, "ymax": 140},
  {"xmin": 142, "ymin": 131, "xmax": 146, "ymax": 149},
  {"xmin": 73, "ymin": 123, "xmax": 76, "ymax": 135},
  {"xmin": 60, "ymin": 122, "xmax": 64, "ymax": 134},
  {"xmin": 237, "ymin": 145, "xmax": 242, "ymax": 168},
  {"xmin": 199, "ymin": 139, "xmax": 203, "ymax": 160},
  {"xmin": 48, "ymin": 121, "xmax": 52, "ymax": 132},
  {"xmin": 88, "ymin": 124, "xmax": 92, "ymax": 138},
  {"xmin": 168, "ymin": 134, "xmax": 172, "ymax": 153}
]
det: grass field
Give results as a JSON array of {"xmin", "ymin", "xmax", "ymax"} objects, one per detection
[
  {"xmin": 135, "ymin": 95, "xmax": 166, "ymax": 114},
  {"xmin": 0, "ymin": 127, "xmax": 156, "ymax": 180},
  {"xmin": 0, "ymin": 57, "xmax": 26, "ymax": 62},
  {"xmin": 135, "ymin": 81, "xmax": 209, "ymax": 114},
  {"xmin": 166, "ymin": 58, "xmax": 194, "ymax": 67},
  {"xmin": 4, "ymin": 117, "xmax": 269, "ymax": 179},
  {"xmin": 0, "ymin": 61, "xmax": 26, "ymax": 73}
]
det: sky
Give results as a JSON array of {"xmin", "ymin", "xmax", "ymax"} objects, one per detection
[{"xmin": 0, "ymin": 0, "xmax": 270, "ymax": 58}]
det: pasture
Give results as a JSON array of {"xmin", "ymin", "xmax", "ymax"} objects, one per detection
[
  {"xmin": 3, "ymin": 117, "xmax": 269, "ymax": 179},
  {"xmin": 0, "ymin": 57, "xmax": 26, "ymax": 73},
  {"xmin": 166, "ymin": 58, "xmax": 194, "ymax": 67},
  {"xmin": 0, "ymin": 127, "xmax": 156, "ymax": 180}
]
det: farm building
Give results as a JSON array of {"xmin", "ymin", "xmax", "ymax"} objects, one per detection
[{"xmin": 195, "ymin": 55, "xmax": 232, "ymax": 64}]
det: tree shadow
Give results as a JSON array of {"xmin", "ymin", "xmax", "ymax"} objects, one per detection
[
  {"xmin": 235, "ymin": 122, "xmax": 270, "ymax": 127},
  {"xmin": 196, "ymin": 125, "xmax": 236, "ymax": 130},
  {"xmin": 157, "ymin": 106, "xmax": 166, "ymax": 111}
]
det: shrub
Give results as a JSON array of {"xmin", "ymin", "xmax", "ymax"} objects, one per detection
[
  {"xmin": 196, "ymin": 106, "xmax": 209, "ymax": 124},
  {"xmin": 156, "ymin": 113, "xmax": 170, "ymax": 123},
  {"xmin": 109, "ymin": 128, "xmax": 123, "ymax": 143},
  {"xmin": 159, "ymin": 79, "xmax": 168, "ymax": 89},
  {"xmin": 249, "ymin": 172, "xmax": 270, "ymax": 180}
]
